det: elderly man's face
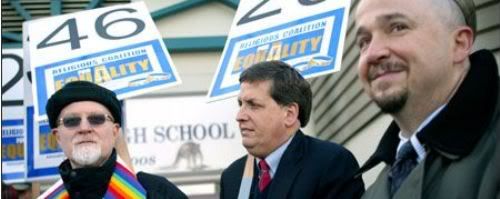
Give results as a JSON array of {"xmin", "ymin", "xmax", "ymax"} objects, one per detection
[
  {"xmin": 355, "ymin": 0, "xmax": 458, "ymax": 113},
  {"xmin": 53, "ymin": 101, "xmax": 119, "ymax": 169}
]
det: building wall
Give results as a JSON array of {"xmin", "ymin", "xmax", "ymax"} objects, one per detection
[
  {"xmin": 137, "ymin": 1, "xmax": 234, "ymax": 95},
  {"xmin": 310, "ymin": 0, "xmax": 500, "ymax": 187}
]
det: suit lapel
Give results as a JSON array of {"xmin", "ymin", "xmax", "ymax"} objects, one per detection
[
  {"xmin": 364, "ymin": 162, "xmax": 425, "ymax": 199},
  {"xmin": 268, "ymin": 131, "xmax": 306, "ymax": 198},
  {"xmin": 363, "ymin": 166, "xmax": 392, "ymax": 199}
]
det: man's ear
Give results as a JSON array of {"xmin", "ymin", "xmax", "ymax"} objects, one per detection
[
  {"xmin": 452, "ymin": 26, "xmax": 474, "ymax": 64},
  {"xmin": 113, "ymin": 124, "xmax": 120, "ymax": 139},
  {"xmin": 52, "ymin": 129, "xmax": 61, "ymax": 144},
  {"xmin": 284, "ymin": 103, "xmax": 299, "ymax": 127}
]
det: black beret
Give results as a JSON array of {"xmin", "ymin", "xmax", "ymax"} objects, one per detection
[{"xmin": 46, "ymin": 81, "xmax": 122, "ymax": 128}]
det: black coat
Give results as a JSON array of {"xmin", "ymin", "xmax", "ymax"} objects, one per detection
[
  {"xmin": 137, "ymin": 172, "xmax": 187, "ymax": 199},
  {"xmin": 220, "ymin": 131, "xmax": 365, "ymax": 199}
]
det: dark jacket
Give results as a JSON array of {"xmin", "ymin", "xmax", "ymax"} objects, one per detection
[
  {"xmin": 358, "ymin": 50, "xmax": 500, "ymax": 199},
  {"xmin": 220, "ymin": 130, "xmax": 365, "ymax": 199},
  {"xmin": 58, "ymin": 150, "xmax": 187, "ymax": 199},
  {"xmin": 137, "ymin": 172, "xmax": 188, "ymax": 199}
]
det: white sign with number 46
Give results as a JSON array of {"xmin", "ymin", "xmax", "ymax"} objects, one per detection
[{"xmin": 24, "ymin": 2, "xmax": 181, "ymax": 121}]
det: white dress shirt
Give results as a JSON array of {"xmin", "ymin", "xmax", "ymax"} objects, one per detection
[{"xmin": 256, "ymin": 134, "xmax": 295, "ymax": 178}]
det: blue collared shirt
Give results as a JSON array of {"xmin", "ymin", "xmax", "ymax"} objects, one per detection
[{"xmin": 256, "ymin": 133, "xmax": 295, "ymax": 178}]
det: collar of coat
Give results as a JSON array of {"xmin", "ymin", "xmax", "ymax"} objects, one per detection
[{"xmin": 357, "ymin": 49, "xmax": 499, "ymax": 175}]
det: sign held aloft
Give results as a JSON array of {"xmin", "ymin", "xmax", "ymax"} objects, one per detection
[
  {"xmin": 24, "ymin": 2, "xmax": 181, "ymax": 121},
  {"xmin": 208, "ymin": 0, "xmax": 351, "ymax": 101}
]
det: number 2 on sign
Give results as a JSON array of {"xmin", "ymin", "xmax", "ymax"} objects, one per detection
[
  {"xmin": 237, "ymin": 0, "xmax": 326, "ymax": 26},
  {"xmin": 36, "ymin": 8, "xmax": 145, "ymax": 50}
]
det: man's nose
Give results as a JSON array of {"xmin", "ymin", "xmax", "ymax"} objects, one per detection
[
  {"xmin": 236, "ymin": 108, "xmax": 248, "ymax": 123},
  {"xmin": 362, "ymin": 36, "xmax": 390, "ymax": 65},
  {"xmin": 77, "ymin": 118, "xmax": 93, "ymax": 132}
]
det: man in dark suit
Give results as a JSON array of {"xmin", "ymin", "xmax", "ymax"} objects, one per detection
[{"xmin": 220, "ymin": 61, "xmax": 364, "ymax": 199}]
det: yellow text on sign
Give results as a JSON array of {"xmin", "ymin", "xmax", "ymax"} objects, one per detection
[
  {"xmin": 232, "ymin": 36, "xmax": 322, "ymax": 73},
  {"xmin": 54, "ymin": 58, "xmax": 151, "ymax": 90}
]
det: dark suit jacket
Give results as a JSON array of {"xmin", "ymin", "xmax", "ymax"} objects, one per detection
[{"xmin": 220, "ymin": 131, "xmax": 364, "ymax": 199}]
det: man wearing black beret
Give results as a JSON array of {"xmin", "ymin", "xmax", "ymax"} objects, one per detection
[{"xmin": 40, "ymin": 81, "xmax": 187, "ymax": 199}]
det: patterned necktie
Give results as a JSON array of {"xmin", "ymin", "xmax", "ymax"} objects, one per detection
[
  {"xmin": 388, "ymin": 141, "xmax": 418, "ymax": 196},
  {"xmin": 258, "ymin": 160, "xmax": 271, "ymax": 192}
]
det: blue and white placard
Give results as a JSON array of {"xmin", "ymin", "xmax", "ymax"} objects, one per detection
[
  {"xmin": 24, "ymin": 2, "xmax": 181, "ymax": 121},
  {"xmin": 23, "ymin": 26, "xmax": 64, "ymax": 180},
  {"xmin": 25, "ymin": 106, "xmax": 62, "ymax": 181},
  {"xmin": 208, "ymin": 0, "xmax": 351, "ymax": 101},
  {"xmin": 2, "ymin": 49, "xmax": 26, "ymax": 183}
]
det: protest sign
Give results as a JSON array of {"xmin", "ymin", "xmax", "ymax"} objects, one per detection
[
  {"xmin": 2, "ymin": 49, "xmax": 27, "ymax": 183},
  {"xmin": 208, "ymin": 0, "xmax": 351, "ymax": 101},
  {"xmin": 24, "ymin": 2, "xmax": 181, "ymax": 120}
]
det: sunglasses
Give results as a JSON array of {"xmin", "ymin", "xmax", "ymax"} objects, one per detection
[{"xmin": 58, "ymin": 114, "xmax": 115, "ymax": 128}]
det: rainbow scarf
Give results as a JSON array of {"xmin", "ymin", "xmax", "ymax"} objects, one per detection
[{"xmin": 39, "ymin": 161, "xmax": 146, "ymax": 199}]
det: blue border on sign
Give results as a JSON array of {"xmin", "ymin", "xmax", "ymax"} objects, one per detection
[
  {"xmin": 34, "ymin": 39, "xmax": 176, "ymax": 117},
  {"xmin": 2, "ymin": 172, "xmax": 25, "ymax": 180},
  {"xmin": 26, "ymin": 106, "xmax": 59, "ymax": 179},
  {"xmin": 209, "ymin": 7, "xmax": 345, "ymax": 97}
]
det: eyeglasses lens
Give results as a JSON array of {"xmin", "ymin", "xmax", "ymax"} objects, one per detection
[{"xmin": 61, "ymin": 114, "xmax": 109, "ymax": 128}]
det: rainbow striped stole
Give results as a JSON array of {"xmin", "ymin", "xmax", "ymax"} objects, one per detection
[
  {"xmin": 41, "ymin": 161, "xmax": 146, "ymax": 199},
  {"xmin": 104, "ymin": 162, "xmax": 146, "ymax": 198}
]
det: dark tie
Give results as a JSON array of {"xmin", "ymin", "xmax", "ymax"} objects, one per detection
[
  {"xmin": 258, "ymin": 160, "xmax": 271, "ymax": 192},
  {"xmin": 388, "ymin": 141, "xmax": 418, "ymax": 196}
]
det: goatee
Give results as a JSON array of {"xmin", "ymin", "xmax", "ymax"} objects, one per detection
[
  {"xmin": 373, "ymin": 90, "xmax": 408, "ymax": 114},
  {"xmin": 72, "ymin": 143, "xmax": 102, "ymax": 167}
]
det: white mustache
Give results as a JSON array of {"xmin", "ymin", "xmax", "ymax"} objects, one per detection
[
  {"xmin": 72, "ymin": 136, "xmax": 97, "ymax": 144},
  {"xmin": 368, "ymin": 61, "xmax": 407, "ymax": 81}
]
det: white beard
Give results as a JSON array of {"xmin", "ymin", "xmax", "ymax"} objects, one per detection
[{"xmin": 71, "ymin": 143, "xmax": 102, "ymax": 167}]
